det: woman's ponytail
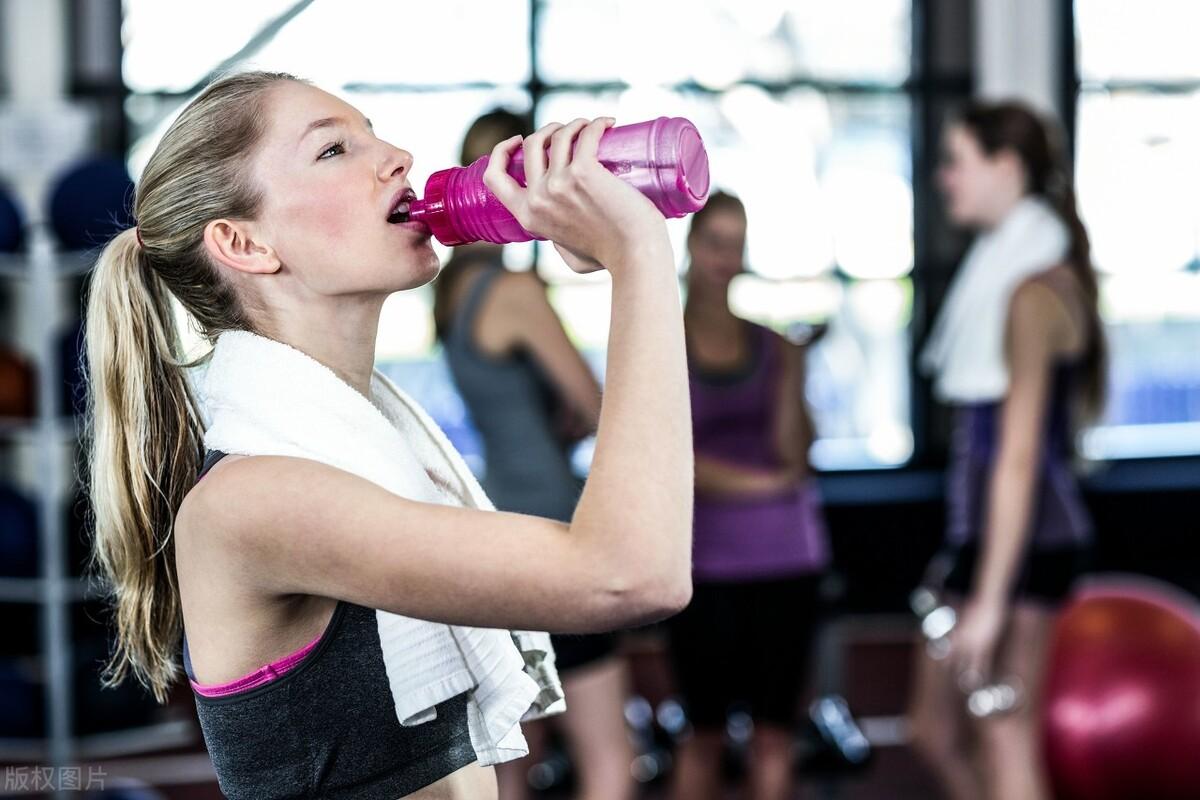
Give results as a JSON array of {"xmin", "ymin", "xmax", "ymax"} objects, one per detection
[{"xmin": 83, "ymin": 227, "xmax": 206, "ymax": 702}]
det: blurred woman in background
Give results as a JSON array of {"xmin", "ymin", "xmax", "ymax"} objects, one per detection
[
  {"xmin": 668, "ymin": 191, "xmax": 832, "ymax": 800},
  {"xmin": 434, "ymin": 109, "xmax": 635, "ymax": 800},
  {"xmin": 909, "ymin": 101, "xmax": 1106, "ymax": 800}
]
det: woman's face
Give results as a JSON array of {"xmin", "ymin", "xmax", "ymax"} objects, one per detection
[
  {"xmin": 247, "ymin": 81, "xmax": 438, "ymax": 295},
  {"xmin": 937, "ymin": 123, "xmax": 1023, "ymax": 228},
  {"xmin": 687, "ymin": 208, "xmax": 747, "ymax": 294}
]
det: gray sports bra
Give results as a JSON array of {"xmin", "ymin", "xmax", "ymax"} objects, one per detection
[{"xmin": 181, "ymin": 449, "xmax": 476, "ymax": 798}]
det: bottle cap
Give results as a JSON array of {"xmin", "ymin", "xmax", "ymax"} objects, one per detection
[
  {"xmin": 407, "ymin": 168, "xmax": 465, "ymax": 246},
  {"xmin": 673, "ymin": 122, "xmax": 710, "ymax": 212}
]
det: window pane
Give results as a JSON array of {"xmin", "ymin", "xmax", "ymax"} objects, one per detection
[
  {"xmin": 1081, "ymin": 274, "xmax": 1200, "ymax": 459},
  {"xmin": 1075, "ymin": 19, "xmax": 1200, "ymax": 457},
  {"xmin": 1076, "ymin": 92, "xmax": 1200, "ymax": 276},
  {"xmin": 251, "ymin": 0, "xmax": 530, "ymax": 86},
  {"xmin": 1077, "ymin": 0, "xmax": 1200, "ymax": 83},
  {"xmin": 124, "ymin": 0, "xmax": 530, "ymax": 92},
  {"xmin": 122, "ymin": 0, "xmax": 300, "ymax": 92},
  {"xmin": 537, "ymin": 0, "xmax": 910, "ymax": 86}
]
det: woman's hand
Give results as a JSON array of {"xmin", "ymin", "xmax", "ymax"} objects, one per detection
[
  {"xmin": 951, "ymin": 597, "xmax": 1007, "ymax": 691},
  {"xmin": 482, "ymin": 117, "xmax": 671, "ymax": 276},
  {"xmin": 694, "ymin": 456, "xmax": 804, "ymax": 498}
]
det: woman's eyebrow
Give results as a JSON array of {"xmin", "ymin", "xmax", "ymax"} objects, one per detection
[{"xmin": 299, "ymin": 115, "xmax": 373, "ymax": 143}]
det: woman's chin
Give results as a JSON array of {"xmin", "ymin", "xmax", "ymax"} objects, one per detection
[{"xmin": 405, "ymin": 249, "xmax": 442, "ymax": 289}]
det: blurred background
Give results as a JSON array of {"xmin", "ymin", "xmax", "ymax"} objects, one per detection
[{"xmin": 0, "ymin": 0, "xmax": 1196, "ymax": 798}]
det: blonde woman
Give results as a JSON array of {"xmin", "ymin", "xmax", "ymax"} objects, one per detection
[{"xmin": 84, "ymin": 71, "xmax": 692, "ymax": 799}]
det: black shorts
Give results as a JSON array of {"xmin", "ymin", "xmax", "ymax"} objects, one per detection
[
  {"xmin": 551, "ymin": 631, "xmax": 619, "ymax": 673},
  {"xmin": 665, "ymin": 573, "xmax": 823, "ymax": 729},
  {"xmin": 938, "ymin": 541, "xmax": 1092, "ymax": 605}
]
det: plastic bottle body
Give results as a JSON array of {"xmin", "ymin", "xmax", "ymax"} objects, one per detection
[{"xmin": 409, "ymin": 116, "xmax": 710, "ymax": 246}]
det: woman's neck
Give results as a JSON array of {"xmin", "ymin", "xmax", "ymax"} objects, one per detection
[
  {"xmin": 684, "ymin": 280, "xmax": 736, "ymax": 326},
  {"xmin": 259, "ymin": 293, "xmax": 386, "ymax": 400},
  {"xmin": 981, "ymin": 190, "xmax": 1030, "ymax": 233}
]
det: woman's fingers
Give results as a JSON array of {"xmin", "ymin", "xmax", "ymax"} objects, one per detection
[
  {"xmin": 573, "ymin": 117, "xmax": 614, "ymax": 166},
  {"xmin": 483, "ymin": 134, "xmax": 528, "ymax": 214},
  {"xmin": 522, "ymin": 121, "xmax": 563, "ymax": 186},
  {"xmin": 548, "ymin": 118, "xmax": 590, "ymax": 174}
]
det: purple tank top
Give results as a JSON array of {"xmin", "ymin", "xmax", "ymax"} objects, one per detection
[
  {"xmin": 946, "ymin": 361, "xmax": 1094, "ymax": 550},
  {"xmin": 689, "ymin": 321, "xmax": 831, "ymax": 581}
]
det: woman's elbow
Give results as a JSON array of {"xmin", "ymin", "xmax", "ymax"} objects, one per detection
[
  {"xmin": 662, "ymin": 572, "xmax": 694, "ymax": 616},
  {"xmin": 590, "ymin": 569, "xmax": 692, "ymax": 629},
  {"xmin": 631, "ymin": 569, "xmax": 693, "ymax": 623}
]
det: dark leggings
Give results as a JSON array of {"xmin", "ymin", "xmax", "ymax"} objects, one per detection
[{"xmin": 666, "ymin": 572, "xmax": 823, "ymax": 729}]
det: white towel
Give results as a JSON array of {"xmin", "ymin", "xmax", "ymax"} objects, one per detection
[
  {"xmin": 920, "ymin": 196, "xmax": 1069, "ymax": 402},
  {"xmin": 193, "ymin": 328, "xmax": 565, "ymax": 766}
]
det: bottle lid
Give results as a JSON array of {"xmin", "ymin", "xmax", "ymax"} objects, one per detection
[{"xmin": 675, "ymin": 123, "xmax": 711, "ymax": 211}]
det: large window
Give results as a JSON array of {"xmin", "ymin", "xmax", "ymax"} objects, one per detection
[
  {"xmin": 123, "ymin": 0, "xmax": 916, "ymax": 471},
  {"xmin": 1074, "ymin": 0, "xmax": 1200, "ymax": 459}
]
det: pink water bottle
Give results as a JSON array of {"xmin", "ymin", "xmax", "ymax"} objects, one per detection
[{"xmin": 407, "ymin": 116, "xmax": 711, "ymax": 246}]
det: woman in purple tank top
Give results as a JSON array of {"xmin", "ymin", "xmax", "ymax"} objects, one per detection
[
  {"xmin": 666, "ymin": 191, "xmax": 831, "ymax": 800},
  {"xmin": 908, "ymin": 102, "xmax": 1107, "ymax": 800}
]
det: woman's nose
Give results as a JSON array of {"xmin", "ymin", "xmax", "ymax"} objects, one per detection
[{"xmin": 380, "ymin": 146, "xmax": 414, "ymax": 180}]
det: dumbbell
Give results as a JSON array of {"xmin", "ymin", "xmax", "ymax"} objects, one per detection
[
  {"xmin": 800, "ymin": 694, "xmax": 872, "ymax": 774},
  {"xmin": 910, "ymin": 582, "xmax": 1023, "ymax": 718}
]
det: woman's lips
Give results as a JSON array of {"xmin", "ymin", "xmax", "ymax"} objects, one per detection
[
  {"xmin": 393, "ymin": 219, "xmax": 432, "ymax": 237},
  {"xmin": 387, "ymin": 188, "xmax": 418, "ymax": 223}
]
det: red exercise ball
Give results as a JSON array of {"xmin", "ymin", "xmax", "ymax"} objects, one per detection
[{"xmin": 1043, "ymin": 576, "xmax": 1200, "ymax": 800}]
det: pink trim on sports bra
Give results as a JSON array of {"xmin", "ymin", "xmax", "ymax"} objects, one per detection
[{"xmin": 189, "ymin": 632, "xmax": 324, "ymax": 698}]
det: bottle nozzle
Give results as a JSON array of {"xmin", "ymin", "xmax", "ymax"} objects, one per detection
[{"xmin": 407, "ymin": 199, "xmax": 429, "ymax": 223}]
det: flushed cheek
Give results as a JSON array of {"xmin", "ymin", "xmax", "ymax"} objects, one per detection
[{"xmin": 274, "ymin": 183, "xmax": 360, "ymax": 243}]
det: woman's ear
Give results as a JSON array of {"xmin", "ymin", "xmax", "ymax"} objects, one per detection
[{"xmin": 203, "ymin": 219, "xmax": 281, "ymax": 276}]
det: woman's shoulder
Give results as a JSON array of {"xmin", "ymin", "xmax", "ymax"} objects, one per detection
[
  {"xmin": 486, "ymin": 270, "xmax": 557, "ymax": 327},
  {"xmin": 492, "ymin": 268, "xmax": 546, "ymax": 301},
  {"xmin": 442, "ymin": 262, "xmax": 497, "ymax": 319},
  {"xmin": 450, "ymin": 265, "xmax": 542, "ymax": 322},
  {"xmin": 1009, "ymin": 266, "xmax": 1090, "ymax": 357},
  {"xmin": 176, "ymin": 452, "xmax": 249, "ymax": 549}
]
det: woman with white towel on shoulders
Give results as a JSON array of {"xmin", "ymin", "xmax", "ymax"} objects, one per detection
[
  {"xmin": 81, "ymin": 71, "xmax": 693, "ymax": 800},
  {"xmin": 907, "ymin": 101, "xmax": 1107, "ymax": 800}
]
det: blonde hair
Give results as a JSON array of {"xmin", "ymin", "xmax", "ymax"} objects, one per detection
[{"xmin": 82, "ymin": 70, "xmax": 302, "ymax": 703}]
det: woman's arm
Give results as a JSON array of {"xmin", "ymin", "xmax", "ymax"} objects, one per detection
[
  {"xmin": 182, "ymin": 453, "xmax": 675, "ymax": 633},
  {"xmin": 184, "ymin": 118, "xmax": 693, "ymax": 634},
  {"xmin": 497, "ymin": 271, "xmax": 603, "ymax": 430},
  {"xmin": 694, "ymin": 455, "xmax": 798, "ymax": 497},
  {"xmin": 692, "ymin": 332, "xmax": 810, "ymax": 498},
  {"xmin": 952, "ymin": 279, "xmax": 1061, "ymax": 681},
  {"xmin": 973, "ymin": 282, "xmax": 1060, "ymax": 606},
  {"xmin": 772, "ymin": 337, "xmax": 815, "ymax": 475}
]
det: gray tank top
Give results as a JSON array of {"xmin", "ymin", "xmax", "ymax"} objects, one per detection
[{"xmin": 441, "ymin": 264, "xmax": 583, "ymax": 522}]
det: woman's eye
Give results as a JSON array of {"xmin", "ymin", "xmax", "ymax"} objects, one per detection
[{"xmin": 318, "ymin": 141, "xmax": 346, "ymax": 160}]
